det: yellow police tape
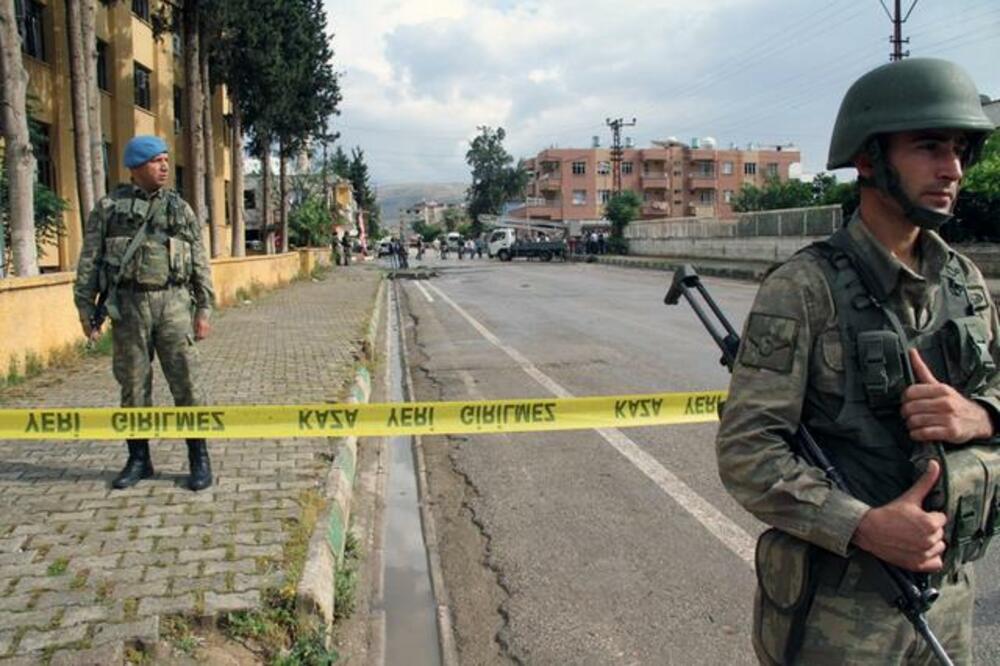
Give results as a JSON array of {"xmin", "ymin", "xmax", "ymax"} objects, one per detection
[{"xmin": 0, "ymin": 391, "xmax": 727, "ymax": 441}]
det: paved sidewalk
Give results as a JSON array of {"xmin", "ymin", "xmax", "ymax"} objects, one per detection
[{"xmin": 0, "ymin": 266, "xmax": 381, "ymax": 664}]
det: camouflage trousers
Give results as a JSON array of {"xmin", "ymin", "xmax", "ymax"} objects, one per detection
[
  {"xmin": 111, "ymin": 286, "xmax": 205, "ymax": 408},
  {"xmin": 754, "ymin": 559, "xmax": 973, "ymax": 665}
]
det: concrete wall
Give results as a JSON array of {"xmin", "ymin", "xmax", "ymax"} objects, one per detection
[{"xmin": 0, "ymin": 249, "xmax": 331, "ymax": 377}]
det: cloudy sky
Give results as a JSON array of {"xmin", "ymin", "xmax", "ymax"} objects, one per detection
[{"xmin": 320, "ymin": 0, "xmax": 1000, "ymax": 186}]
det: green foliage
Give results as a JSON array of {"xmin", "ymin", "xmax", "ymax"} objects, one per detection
[
  {"xmin": 964, "ymin": 131, "xmax": 1000, "ymax": 198},
  {"xmin": 46, "ymin": 558, "xmax": 69, "ymax": 576},
  {"xmin": 412, "ymin": 221, "xmax": 442, "ymax": 242},
  {"xmin": 441, "ymin": 206, "xmax": 467, "ymax": 232},
  {"xmin": 731, "ymin": 173, "xmax": 859, "ymax": 219},
  {"xmin": 289, "ymin": 195, "xmax": 333, "ymax": 248},
  {"xmin": 465, "ymin": 127, "xmax": 529, "ymax": 234},
  {"xmin": 604, "ymin": 190, "xmax": 642, "ymax": 243}
]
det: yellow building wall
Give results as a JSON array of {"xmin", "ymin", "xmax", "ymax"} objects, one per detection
[
  {"xmin": 23, "ymin": 0, "xmax": 234, "ymax": 273},
  {"xmin": 0, "ymin": 251, "xmax": 332, "ymax": 379}
]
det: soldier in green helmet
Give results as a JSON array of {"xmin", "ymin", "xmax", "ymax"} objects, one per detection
[
  {"xmin": 716, "ymin": 59, "xmax": 998, "ymax": 664},
  {"xmin": 74, "ymin": 136, "xmax": 216, "ymax": 492}
]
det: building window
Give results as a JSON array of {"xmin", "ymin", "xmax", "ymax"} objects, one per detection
[
  {"xmin": 698, "ymin": 189, "xmax": 715, "ymax": 204},
  {"xmin": 572, "ymin": 190, "xmax": 586, "ymax": 205},
  {"xmin": 744, "ymin": 162, "xmax": 757, "ymax": 176},
  {"xmin": 244, "ymin": 190, "xmax": 257, "ymax": 210},
  {"xmin": 102, "ymin": 141, "xmax": 112, "ymax": 192},
  {"xmin": 17, "ymin": 0, "xmax": 46, "ymax": 61},
  {"xmin": 721, "ymin": 161, "xmax": 733, "ymax": 175},
  {"xmin": 224, "ymin": 182, "xmax": 231, "ymax": 226},
  {"xmin": 572, "ymin": 161, "xmax": 586, "ymax": 176},
  {"xmin": 766, "ymin": 162, "xmax": 779, "ymax": 177},
  {"xmin": 622, "ymin": 161, "xmax": 633, "ymax": 175},
  {"xmin": 173, "ymin": 87, "xmax": 183, "ymax": 133},
  {"xmin": 172, "ymin": 32, "xmax": 183, "ymax": 57},
  {"xmin": 597, "ymin": 161, "xmax": 611, "ymax": 175},
  {"xmin": 599, "ymin": 189, "xmax": 611, "ymax": 204},
  {"xmin": 31, "ymin": 120, "xmax": 54, "ymax": 189},
  {"xmin": 132, "ymin": 0, "xmax": 150, "ymax": 21},
  {"xmin": 723, "ymin": 190, "xmax": 734, "ymax": 204},
  {"xmin": 96, "ymin": 40, "xmax": 110, "ymax": 92},
  {"xmin": 134, "ymin": 62, "xmax": 152, "ymax": 110},
  {"xmin": 175, "ymin": 166, "xmax": 184, "ymax": 198}
]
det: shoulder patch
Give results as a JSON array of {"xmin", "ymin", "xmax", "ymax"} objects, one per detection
[{"xmin": 740, "ymin": 313, "xmax": 799, "ymax": 374}]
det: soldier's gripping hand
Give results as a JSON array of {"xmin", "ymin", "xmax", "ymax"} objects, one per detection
[
  {"xmin": 901, "ymin": 349, "xmax": 994, "ymax": 443},
  {"xmin": 852, "ymin": 460, "xmax": 948, "ymax": 573},
  {"xmin": 80, "ymin": 318, "xmax": 100, "ymax": 342},
  {"xmin": 193, "ymin": 312, "xmax": 211, "ymax": 341}
]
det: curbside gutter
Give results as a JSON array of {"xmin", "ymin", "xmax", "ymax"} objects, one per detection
[{"xmin": 296, "ymin": 279, "xmax": 385, "ymax": 640}]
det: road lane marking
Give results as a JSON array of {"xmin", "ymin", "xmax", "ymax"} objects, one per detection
[
  {"xmin": 413, "ymin": 280, "xmax": 435, "ymax": 303},
  {"xmin": 424, "ymin": 281, "xmax": 755, "ymax": 566}
]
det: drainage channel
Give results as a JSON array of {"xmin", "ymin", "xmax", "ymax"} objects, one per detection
[{"xmin": 379, "ymin": 282, "xmax": 442, "ymax": 666}]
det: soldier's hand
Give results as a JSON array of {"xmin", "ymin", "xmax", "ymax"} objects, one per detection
[
  {"xmin": 852, "ymin": 460, "xmax": 947, "ymax": 573},
  {"xmin": 901, "ymin": 349, "xmax": 993, "ymax": 443},
  {"xmin": 193, "ymin": 313, "xmax": 211, "ymax": 341}
]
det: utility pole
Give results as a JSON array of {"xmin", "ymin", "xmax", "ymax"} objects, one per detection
[
  {"xmin": 606, "ymin": 117, "xmax": 636, "ymax": 194},
  {"xmin": 880, "ymin": 0, "xmax": 918, "ymax": 61}
]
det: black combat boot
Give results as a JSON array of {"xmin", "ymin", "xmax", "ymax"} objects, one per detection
[
  {"xmin": 112, "ymin": 439, "xmax": 154, "ymax": 489},
  {"xmin": 186, "ymin": 439, "xmax": 213, "ymax": 491}
]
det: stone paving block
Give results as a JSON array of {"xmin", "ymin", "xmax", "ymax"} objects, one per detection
[
  {"xmin": 87, "ymin": 566, "xmax": 143, "ymax": 586},
  {"xmin": 135, "ymin": 526, "xmax": 184, "ymax": 540},
  {"xmin": 80, "ymin": 530, "xmax": 131, "ymax": 545},
  {"xmin": 136, "ymin": 594, "xmax": 196, "ymax": 617},
  {"xmin": 202, "ymin": 559, "xmax": 256, "ymax": 577},
  {"xmin": 31, "ymin": 590, "xmax": 97, "ymax": 610},
  {"xmin": 98, "ymin": 538, "xmax": 153, "ymax": 555},
  {"xmin": 44, "ymin": 511, "xmax": 96, "ymax": 523},
  {"xmin": 161, "ymin": 515, "xmax": 210, "ymax": 528},
  {"xmin": 93, "ymin": 507, "xmax": 143, "ymax": 520},
  {"xmin": 91, "ymin": 616, "xmax": 158, "ymax": 647},
  {"xmin": 0, "ymin": 630, "xmax": 12, "ymax": 656},
  {"xmin": 49, "ymin": 641, "xmax": 124, "ymax": 666},
  {"xmin": 0, "ymin": 654, "xmax": 45, "ymax": 665},
  {"xmin": 0, "ymin": 565, "xmax": 49, "ymax": 580},
  {"xmin": 115, "ymin": 515, "xmax": 163, "ymax": 530},
  {"xmin": 0, "ymin": 596, "xmax": 32, "ymax": 613},
  {"xmin": 233, "ymin": 544, "xmax": 282, "ymax": 559},
  {"xmin": 120, "ymin": 551, "xmax": 176, "ymax": 568},
  {"xmin": 177, "ymin": 548, "xmax": 226, "ymax": 564},
  {"xmin": 15, "ymin": 623, "xmax": 87, "ymax": 654},
  {"xmin": 203, "ymin": 590, "xmax": 260, "ymax": 615},
  {"xmin": 0, "ymin": 609, "xmax": 58, "ymax": 631},
  {"xmin": 169, "ymin": 574, "xmax": 228, "ymax": 596},
  {"xmin": 67, "ymin": 554, "xmax": 122, "ymax": 573},
  {"xmin": 144, "ymin": 562, "xmax": 198, "ymax": 582},
  {"xmin": 138, "ymin": 505, "xmax": 187, "ymax": 517},
  {"xmin": 13, "ymin": 576, "xmax": 74, "ymax": 596},
  {"xmin": 110, "ymin": 580, "xmax": 169, "ymax": 601},
  {"xmin": 8, "ymin": 526, "xmax": 45, "ymax": 538},
  {"xmin": 60, "ymin": 604, "xmax": 112, "ymax": 626},
  {"xmin": 233, "ymin": 573, "xmax": 283, "ymax": 592}
]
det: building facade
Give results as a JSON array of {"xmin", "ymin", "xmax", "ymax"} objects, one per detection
[
  {"xmin": 16, "ymin": 0, "xmax": 233, "ymax": 270},
  {"xmin": 517, "ymin": 139, "xmax": 800, "ymax": 223}
]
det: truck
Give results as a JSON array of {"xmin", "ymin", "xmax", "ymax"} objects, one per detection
[{"xmin": 486, "ymin": 227, "xmax": 567, "ymax": 262}]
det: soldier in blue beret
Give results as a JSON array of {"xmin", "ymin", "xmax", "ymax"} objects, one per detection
[{"xmin": 74, "ymin": 135, "xmax": 216, "ymax": 492}]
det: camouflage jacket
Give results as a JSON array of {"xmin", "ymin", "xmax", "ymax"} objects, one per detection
[
  {"xmin": 716, "ymin": 212, "xmax": 1000, "ymax": 557},
  {"xmin": 74, "ymin": 184, "xmax": 215, "ymax": 322}
]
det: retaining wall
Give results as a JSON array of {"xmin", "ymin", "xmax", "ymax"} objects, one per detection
[{"xmin": 0, "ymin": 248, "xmax": 331, "ymax": 377}]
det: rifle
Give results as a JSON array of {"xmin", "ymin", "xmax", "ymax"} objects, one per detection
[{"xmin": 664, "ymin": 264, "xmax": 953, "ymax": 666}]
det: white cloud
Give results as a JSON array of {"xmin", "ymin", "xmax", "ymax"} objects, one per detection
[{"xmin": 323, "ymin": 0, "xmax": 1000, "ymax": 184}]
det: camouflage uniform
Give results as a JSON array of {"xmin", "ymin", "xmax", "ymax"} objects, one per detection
[
  {"xmin": 74, "ymin": 183, "xmax": 215, "ymax": 488},
  {"xmin": 716, "ymin": 213, "xmax": 1000, "ymax": 664}
]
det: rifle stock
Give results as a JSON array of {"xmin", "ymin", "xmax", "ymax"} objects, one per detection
[{"xmin": 665, "ymin": 264, "xmax": 953, "ymax": 666}]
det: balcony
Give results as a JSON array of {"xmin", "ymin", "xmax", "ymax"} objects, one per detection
[
  {"xmin": 537, "ymin": 171, "xmax": 562, "ymax": 188},
  {"xmin": 640, "ymin": 171, "xmax": 669, "ymax": 188},
  {"xmin": 688, "ymin": 174, "xmax": 717, "ymax": 189},
  {"xmin": 642, "ymin": 201, "xmax": 670, "ymax": 216}
]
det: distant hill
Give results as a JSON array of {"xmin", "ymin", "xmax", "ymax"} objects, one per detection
[{"xmin": 376, "ymin": 182, "xmax": 467, "ymax": 225}]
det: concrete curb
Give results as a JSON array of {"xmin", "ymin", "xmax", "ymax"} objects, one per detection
[
  {"xmin": 569, "ymin": 254, "xmax": 769, "ymax": 281},
  {"xmin": 296, "ymin": 278, "xmax": 385, "ymax": 638}
]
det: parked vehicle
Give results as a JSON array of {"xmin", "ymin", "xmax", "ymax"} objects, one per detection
[
  {"xmin": 487, "ymin": 228, "xmax": 566, "ymax": 262},
  {"xmin": 445, "ymin": 232, "xmax": 463, "ymax": 251},
  {"xmin": 377, "ymin": 238, "xmax": 394, "ymax": 257}
]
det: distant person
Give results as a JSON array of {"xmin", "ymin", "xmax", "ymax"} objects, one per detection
[
  {"xmin": 341, "ymin": 233, "xmax": 352, "ymax": 266},
  {"xmin": 598, "ymin": 232, "xmax": 607, "ymax": 255}
]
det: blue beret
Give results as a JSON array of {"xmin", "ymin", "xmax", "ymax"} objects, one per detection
[{"xmin": 123, "ymin": 135, "xmax": 168, "ymax": 169}]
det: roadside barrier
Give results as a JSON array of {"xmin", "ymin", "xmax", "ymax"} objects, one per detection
[{"xmin": 0, "ymin": 391, "xmax": 726, "ymax": 440}]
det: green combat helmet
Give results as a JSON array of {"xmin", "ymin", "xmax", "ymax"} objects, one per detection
[{"xmin": 827, "ymin": 58, "xmax": 995, "ymax": 229}]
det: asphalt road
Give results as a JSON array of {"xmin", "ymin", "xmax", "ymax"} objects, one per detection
[{"xmin": 395, "ymin": 255, "xmax": 1000, "ymax": 665}]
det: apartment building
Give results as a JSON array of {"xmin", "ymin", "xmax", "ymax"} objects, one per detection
[
  {"xmin": 15, "ymin": 0, "xmax": 233, "ymax": 270},
  {"xmin": 517, "ymin": 138, "xmax": 800, "ymax": 223},
  {"xmin": 402, "ymin": 200, "xmax": 463, "ymax": 228}
]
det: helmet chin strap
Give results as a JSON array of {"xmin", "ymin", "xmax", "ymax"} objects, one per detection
[{"xmin": 861, "ymin": 139, "xmax": 953, "ymax": 231}]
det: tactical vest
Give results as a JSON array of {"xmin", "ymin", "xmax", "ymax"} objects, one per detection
[
  {"xmin": 804, "ymin": 228, "xmax": 1000, "ymax": 571},
  {"xmin": 100, "ymin": 186, "xmax": 195, "ymax": 295}
]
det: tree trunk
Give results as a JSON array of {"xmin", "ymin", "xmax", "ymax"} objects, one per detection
[
  {"xmin": 200, "ymin": 47, "xmax": 220, "ymax": 257},
  {"xmin": 183, "ymin": 1, "xmax": 205, "ymax": 223},
  {"xmin": 81, "ymin": 0, "xmax": 104, "ymax": 200},
  {"xmin": 229, "ymin": 100, "xmax": 245, "ymax": 257},
  {"xmin": 0, "ymin": 0, "xmax": 39, "ymax": 276},
  {"xmin": 261, "ymin": 136, "xmax": 272, "ymax": 254},
  {"xmin": 279, "ymin": 146, "xmax": 288, "ymax": 253},
  {"xmin": 66, "ymin": 0, "xmax": 94, "ymax": 233}
]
